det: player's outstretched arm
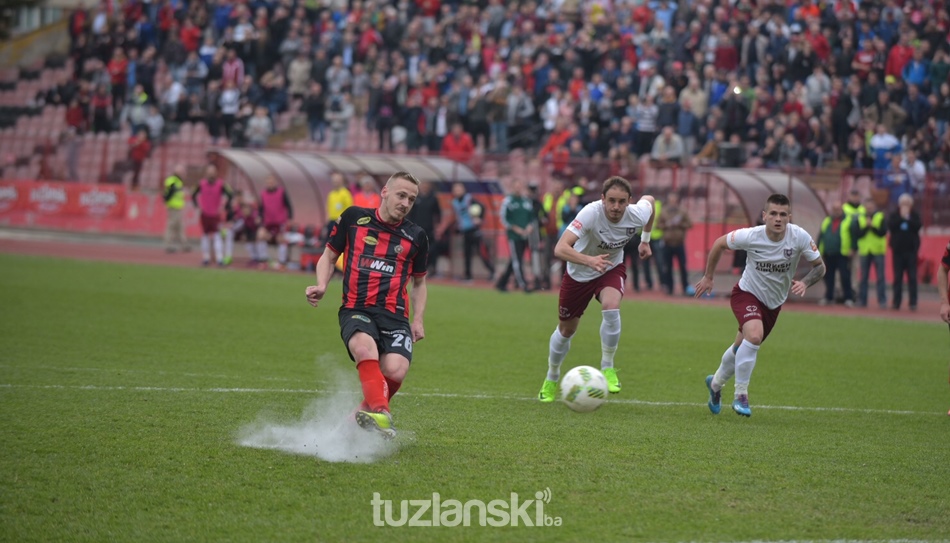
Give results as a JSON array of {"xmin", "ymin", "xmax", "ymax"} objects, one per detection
[
  {"xmin": 306, "ymin": 246, "xmax": 339, "ymax": 308},
  {"xmin": 939, "ymin": 263, "xmax": 950, "ymax": 323},
  {"xmin": 693, "ymin": 234, "xmax": 729, "ymax": 298},
  {"xmin": 410, "ymin": 275, "xmax": 427, "ymax": 342},
  {"xmin": 791, "ymin": 256, "xmax": 825, "ymax": 297}
]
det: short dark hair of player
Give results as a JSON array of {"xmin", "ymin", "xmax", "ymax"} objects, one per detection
[
  {"xmin": 387, "ymin": 171, "xmax": 421, "ymax": 187},
  {"xmin": 766, "ymin": 193, "xmax": 790, "ymax": 208},
  {"xmin": 601, "ymin": 176, "xmax": 632, "ymax": 197}
]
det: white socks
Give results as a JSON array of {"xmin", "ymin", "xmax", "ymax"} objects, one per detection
[
  {"xmin": 712, "ymin": 344, "xmax": 738, "ymax": 391},
  {"xmin": 733, "ymin": 339, "xmax": 760, "ymax": 396},
  {"xmin": 256, "ymin": 240, "xmax": 269, "ymax": 261},
  {"xmin": 545, "ymin": 310, "xmax": 620, "ymax": 383},
  {"xmin": 223, "ymin": 229, "xmax": 233, "ymax": 260},
  {"xmin": 212, "ymin": 232, "xmax": 223, "ymax": 263},
  {"xmin": 547, "ymin": 328, "xmax": 571, "ymax": 381},
  {"xmin": 600, "ymin": 309, "xmax": 621, "ymax": 369},
  {"xmin": 201, "ymin": 234, "xmax": 224, "ymax": 263},
  {"xmin": 200, "ymin": 235, "xmax": 211, "ymax": 262}
]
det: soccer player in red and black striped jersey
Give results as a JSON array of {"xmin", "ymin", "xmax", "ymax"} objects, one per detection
[
  {"xmin": 305, "ymin": 172, "xmax": 429, "ymax": 439},
  {"xmin": 938, "ymin": 242, "xmax": 950, "ymax": 415}
]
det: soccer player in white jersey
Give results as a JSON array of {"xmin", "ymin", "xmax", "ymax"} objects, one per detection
[
  {"xmin": 693, "ymin": 193, "xmax": 826, "ymax": 417},
  {"xmin": 538, "ymin": 176, "xmax": 656, "ymax": 402}
]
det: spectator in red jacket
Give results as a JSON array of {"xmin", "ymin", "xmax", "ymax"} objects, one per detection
[
  {"xmin": 128, "ymin": 129, "xmax": 151, "ymax": 190},
  {"xmin": 179, "ymin": 18, "xmax": 202, "ymax": 53},
  {"xmin": 804, "ymin": 21, "xmax": 830, "ymax": 62},
  {"xmin": 442, "ymin": 122, "xmax": 474, "ymax": 163},
  {"xmin": 886, "ymin": 34, "xmax": 915, "ymax": 79},
  {"xmin": 65, "ymin": 97, "xmax": 86, "ymax": 134},
  {"xmin": 106, "ymin": 47, "xmax": 128, "ymax": 109}
]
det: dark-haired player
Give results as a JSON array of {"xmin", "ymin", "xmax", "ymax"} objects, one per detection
[
  {"xmin": 537, "ymin": 176, "xmax": 655, "ymax": 402},
  {"xmin": 694, "ymin": 194, "xmax": 825, "ymax": 417}
]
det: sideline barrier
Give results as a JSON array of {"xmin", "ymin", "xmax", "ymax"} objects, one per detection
[
  {"xmin": 0, "ymin": 180, "xmax": 203, "ymax": 237},
  {"xmin": 1, "ymin": 179, "xmax": 945, "ymax": 286}
]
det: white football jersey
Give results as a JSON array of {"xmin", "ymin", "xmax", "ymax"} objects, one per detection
[
  {"xmin": 565, "ymin": 199, "xmax": 654, "ymax": 282},
  {"xmin": 727, "ymin": 223, "xmax": 821, "ymax": 309}
]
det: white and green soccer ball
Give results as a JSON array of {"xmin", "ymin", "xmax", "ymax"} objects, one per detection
[{"xmin": 559, "ymin": 366, "xmax": 608, "ymax": 412}]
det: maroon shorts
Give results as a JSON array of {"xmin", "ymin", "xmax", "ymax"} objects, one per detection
[
  {"xmin": 730, "ymin": 284, "xmax": 782, "ymax": 341},
  {"xmin": 558, "ymin": 264, "xmax": 626, "ymax": 321},
  {"xmin": 263, "ymin": 223, "xmax": 285, "ymax": 241},
  {"xmin": 200, "ymin": 213, "xmax": 220, "ymax": 235}
]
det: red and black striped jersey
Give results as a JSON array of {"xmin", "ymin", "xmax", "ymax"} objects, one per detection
[{"xmin": 327, "ymin": 206, "xmax": 428, "ymax": 318}]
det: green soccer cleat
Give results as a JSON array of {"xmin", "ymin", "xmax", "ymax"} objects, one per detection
[
  {"xmin": 603, "ymin": 367, "xmax": 621, "ymax": 393},
  {"xmin": 538, "ymin": 379, "xmax": 558, "ymax": 403},
  {"xmin": 355, "ymin": 410, "xmax": 396, "ymax": 439}
]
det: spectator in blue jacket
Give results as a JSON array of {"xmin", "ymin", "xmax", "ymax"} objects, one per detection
[
  {"xmin": 869, "ymin": 124, "xmax": 901, "ymax": 172},
  {"xmin": 902, "ymin": 84, "xmax": 932, "ymax": 130},
  {"xmin": 901, "ymin": 48, "xmax": 930, "ymax": 90},
  {"xmin": 879, "ymin": 155, "xmax": 914, "ymax": 210}
]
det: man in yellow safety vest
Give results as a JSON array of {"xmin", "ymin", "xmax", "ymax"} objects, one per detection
[
  {"xmin": 856, "ymin": 197, "xmax": 887, "ymax": 308},
  {"xmin": 163, "ymin": 165, "xmax": 190, "ymax": 253}
]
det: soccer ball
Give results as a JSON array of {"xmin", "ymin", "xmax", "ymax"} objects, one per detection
[{"xmin": 559, "ymin": 366, "xmax": 608, "ymax": 412}]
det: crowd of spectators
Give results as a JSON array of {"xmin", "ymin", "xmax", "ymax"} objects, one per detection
[{"xmin": 29, "ymin": 0, "xmax": 950, "ymax": 193}]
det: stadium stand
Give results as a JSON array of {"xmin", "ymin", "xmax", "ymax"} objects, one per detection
[{"xmin": 0, "ymin": 0, "xmax": 948, "ymax": 226}]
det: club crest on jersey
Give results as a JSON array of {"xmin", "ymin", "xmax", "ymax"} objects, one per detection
[
  {"xmin": 627, "ymin": 228, "xmax": 637, "ymax": 235},
  {"xmin": 363, "ymin": 236, "xmax": 378, "ymax": 245},
  {"xmin": 357, "ymin": 216, "xmax": 371, "ymax": 225},
  {"xmin": 358, "ymin": 254, "xmax": 396, "ymax": 276},
  {"xmin": 784, "ymin": 248, "xmax": 793, "ymax": 258},
  {"xmin": 394, "ymin": 245, "xmax": 404, "ymax": 253}
]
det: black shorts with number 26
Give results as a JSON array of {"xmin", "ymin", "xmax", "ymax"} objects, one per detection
[{"xmin": 338, "ymin": 307, "xmax": 414, "ymax": 362}]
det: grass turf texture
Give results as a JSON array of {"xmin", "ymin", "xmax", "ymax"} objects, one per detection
[{"xmin": 1, "ymin": 252, "xmax": 949, "ymax": 542}]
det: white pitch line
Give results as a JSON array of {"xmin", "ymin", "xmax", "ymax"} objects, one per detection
[
  {"xmin": 701, "ymin": 541, "xmax": 949, "ymax": 543},
  {"xmin": 0, "ymin": 364, "xmax": 307, "ymax": 383},
  {"xmin": 0, "ymin": 383, "xmax": 943, "ymax": 417},
  {"xmin": 697, "ymin": 541, "xmax": 949, "ymax": 543}
]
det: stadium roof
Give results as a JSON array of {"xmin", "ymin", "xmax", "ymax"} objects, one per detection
[
  {"xmin": 702, "ymin": 168, "xmax": 827, "ymax": 239},
  {"xmin": 208, "ymin": 150, "xmax": 480, "ymax": 227}
]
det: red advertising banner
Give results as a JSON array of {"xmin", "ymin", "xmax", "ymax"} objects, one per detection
[
  {"xmin": 25, "ymin": 183, "xmax": 70, "ymax": 215},
  {"xmin": 73, "ymin": 184, "xmax": 125, "ymax": 218},
  {"xmin": 0, "ymin": 180, "xmax": 125, "ymax": 219},
  {"xmin": 0, "ymin": 182, "xmax": 20, "ymax": 213}
]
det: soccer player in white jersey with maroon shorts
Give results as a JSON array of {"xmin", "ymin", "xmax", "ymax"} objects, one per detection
[
  {"xmin": 538, "ymin": 176, "xmax": 656, "ymax": 402},
  {"xmin": 693, "ymin": 194, "xmax": 826, "ymax": 417}
]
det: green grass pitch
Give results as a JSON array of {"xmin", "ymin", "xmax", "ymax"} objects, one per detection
[{"xmin": 1, "ymin": 253, "xmax": 949, "ymax": 542}]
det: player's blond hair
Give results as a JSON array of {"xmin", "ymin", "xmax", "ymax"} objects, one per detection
[{"xmin": 387, "ymin": 171, "xmax": 421, "ymax": 186}]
